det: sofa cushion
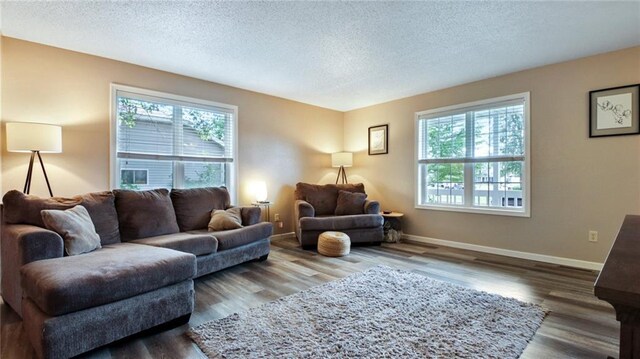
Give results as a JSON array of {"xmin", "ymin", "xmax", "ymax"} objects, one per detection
[
  {"xmin": 294, "ymin": 183, "xmax": 366, "ymax": 215},
  {"xmin": 77, "ymin": 191, "xmax": 121, "ymax": 245},
  {"xmin": 20, "ymin": 242, "xmax": 196, "ymax": 316},
  {"xmin": 41, "ymin": 205, "xmax": 102, "ymax": 256},
  {"xmin": 170, "ymin": 187, "xmax": 231, "ymax": 231},
  {"xmin": 192, "ymin": 222, "xmax": 273, "ymax": 251},
  {"xmin": 299, "ymin": 214, "xmax": 383, "ymax": 231},
  {"xmin": 114, "ymin": 189, "xmax": 179, "ymax": 241},
  {"xmin": 335, "ymin": 190, "xmax": 367, "ymax": 215},
  {"xmin": 208, "ymin": 208, "xmax": 243, "ymax": 231},
  {"xmin": 130, "ymin": 232, "xmax": 218, "ymax": 256},
  {"xmin": 2, "ymin": 190, "xmax": 121, "ymax": 245}
]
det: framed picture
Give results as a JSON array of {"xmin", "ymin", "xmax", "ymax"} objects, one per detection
[
  {"xmin": 589, "ymin": 84, "xmax": 640, "ymax": 138},
  {"xmin": 368, "ymin": 124, "xmax": 388, "ymax": 155}
]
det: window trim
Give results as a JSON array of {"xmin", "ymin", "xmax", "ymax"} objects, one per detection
[
  {"xmin": 414, "ymin": 92, "xmax": 531, "ymax": 217},
  {"xmin": 109, "ymin": 84, "xmax": 238, "ymax": 203}
]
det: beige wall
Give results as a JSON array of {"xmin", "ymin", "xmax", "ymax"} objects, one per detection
[
  {"xmin": 344, "ymin": 46, "xmax": 640, "ymax": 263},
  {"xmin": 2, "ymin": 36, "xmax": 639, "ymax": 262},
  {"xmin": 0, "ymin": 37, "xmax": 344, "ymax": 234}
]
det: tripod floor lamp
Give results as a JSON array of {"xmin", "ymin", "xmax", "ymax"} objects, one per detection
[
  {"xmin": 6, "ymin": 122, "xmax": 62, "ymax": 197},
  {"xmin": 332, "ymin": 152, "xmax": 352, "ymax": 184}
]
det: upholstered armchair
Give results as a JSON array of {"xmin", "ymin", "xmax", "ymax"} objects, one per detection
[{"xmin": 294, "ymin": 182, "xmax": 384, "ymax": 248}]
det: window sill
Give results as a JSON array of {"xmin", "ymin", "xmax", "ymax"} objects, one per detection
[{"xmin": 415, "ymin": 204, "xmax": 530, "ymax": 218}]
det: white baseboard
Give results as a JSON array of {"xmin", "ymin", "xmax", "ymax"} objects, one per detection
[
  {"xmin": 403, "ymin": 234, "xmax": 603, "ymax": 271},
  {"xmin": 270, "ymin": 232, "xmax": 296, "ymax": 240}
]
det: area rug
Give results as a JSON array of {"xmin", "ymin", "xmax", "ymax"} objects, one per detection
[{"xmin": 188, "ymin": 265, "xmax": 546, "ymax": 358}]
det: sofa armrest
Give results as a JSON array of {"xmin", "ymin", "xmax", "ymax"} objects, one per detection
[
  {"xmin": 364, "ymin": 200, "xmax": 380, "ymax": 215},
  {"xmin": 3, "ymin": 224, "xmax": 64, "ymax": 264},
  {"xmin": 295, "ymin": 200, "xmax": 315, "ymax": 219},
  {"xmin": 239, "ymin": 206, "xmax": 262, "ymax": 226}
]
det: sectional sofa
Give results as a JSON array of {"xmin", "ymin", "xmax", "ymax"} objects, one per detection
[{"xmin": 1, "ymin": 186, "xmax": 272, "ymax": 359}]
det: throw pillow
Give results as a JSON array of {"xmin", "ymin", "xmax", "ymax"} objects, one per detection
[
  {"xmin": 171, "ymin": 187, "xmax": 231, "ymax": 231},
  {"xmin": 113, "ymin": 188, "xmax": 180, "ymax": 241},
  {"xmin": 208, "ymin": 207, "xmax": 243, "ymax": 231},
  {"xmin": 41, "ymin": 205, "xmax": 102, "ymax": 256},
  {"xmin": 335, "ymin": 190, "xmax": 367, "ymax": 215}
]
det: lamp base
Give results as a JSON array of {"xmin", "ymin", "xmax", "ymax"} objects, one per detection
[
  {"xmin": 335, "ymin": 166, "xmax": 348, "ymax": 184},
  {"xmin": 24, "ymin": 150, "xmax": 54, "ymax": 197}
]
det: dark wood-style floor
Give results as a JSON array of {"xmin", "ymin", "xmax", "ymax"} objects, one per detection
[{"xmin": 1, "ymin": 237, "xmax": 619, "ymax": 358}]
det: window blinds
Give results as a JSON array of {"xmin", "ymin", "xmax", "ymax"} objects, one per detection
[
  {"xmin": 116, "ymin": 90, "xmax": 235, "ymax": 164},
  {"xmin": 417, "ymin": 98, "xmax": 525, "ymax": 164}
]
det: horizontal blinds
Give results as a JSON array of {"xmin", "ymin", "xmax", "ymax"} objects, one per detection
[
  {"xmin": 417, "ymin": 98, "xmax": 524, "ymax": 121},
  {"xmin": 117, "ymin": 152, "xmax": 234, "ymax": 163},
  {"xmin": 418, "ymin": 155, "xmax": 524, "ymax": 164},
  {"xmin": 116, "ymin": 90, "xmax": 234, "ymax": 162},
  {"xmin": 418, "ymin": 98, "xmax": 525, "ymax": 163}
]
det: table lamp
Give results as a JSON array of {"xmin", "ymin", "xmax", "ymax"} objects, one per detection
[
  {"xmin": 253, "ymin": 181, "xmax": 268, "ymax": 203},
  {"xmin": 331, "ymin": 152, "xmax": 352, "ymax": 184},
  {"xmin": 6, "ymin": 122, "xmax": 62, "ymax": 196}
]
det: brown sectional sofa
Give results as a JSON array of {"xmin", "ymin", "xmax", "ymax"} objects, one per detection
[{"xmin": 1, "ymin": 186, "xmax": 272, "ymax": 359}]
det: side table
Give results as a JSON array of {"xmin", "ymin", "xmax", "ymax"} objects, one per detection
[
  {"xmin": 251, "ymin": 201, "xmax": 271, "ymax": 222},
  {"xmin": 380, "ymin": 212, "xmax": 404, "ymax": 243}
]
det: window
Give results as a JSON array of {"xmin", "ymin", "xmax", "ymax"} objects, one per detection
[
  {"xmin": 111, "ymin": 85, "xmax": 237, "ymax": 199},
  {"xmin": 415, "ymin": 92, "xmax": 530, "ymax": 216},
  {"xmin": 120, "ymin": 169, "xmax": 148, "ymax": 186}
]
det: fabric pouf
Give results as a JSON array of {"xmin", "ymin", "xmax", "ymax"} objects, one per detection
[{"xmin": 317, "ymin": 231, "xmax": 351, "ymax": 257}]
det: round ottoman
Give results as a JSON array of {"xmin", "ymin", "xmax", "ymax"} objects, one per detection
[{"xmin": 317, "ymin": 231, "xmax": 351, "ymax": 257}]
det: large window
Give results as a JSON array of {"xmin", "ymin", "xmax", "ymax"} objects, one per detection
[
  {"xmin": 415, "ymin": 92, "xmax": 530, "ymax": 216},
  {"xmin": 111, "ymin": 85, "xmax": 237, "ymax": 199}
]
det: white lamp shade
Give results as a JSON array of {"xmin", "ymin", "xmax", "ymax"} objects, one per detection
[
  {"xmin": 253, "ymin": 181, "xmax": 268, "ymax": 202},
  {"xmin": 6, "ymin": 123, "xmax": 62, "ymax": 153},
  {"xmin": 331, "ymin": 152, "xmax": 353, "ymax": 168}
]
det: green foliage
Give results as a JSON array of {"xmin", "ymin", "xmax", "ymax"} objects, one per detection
[
  {"xmin": 185, "ymin": 109, "xmax": 226, "ymax": 142},
  {"xmin": 119, "ymin": 182, "xmax": 140, "ymax": 190},
  {"xmin": 426, "ymin": 119, "xmax": 465, "ymax": 184},
  {"xmin": 118, "ymin": 98, "xmax": 160, "ymax": 128},
  {"xmin": 185, "ymin": 164, "xmax": 223, "ymax": 188},
  {"xmin": 499, "ymin": 113, "xmax": 523, "ymax": 178},
  {"xmin": 426, "ymin": 112, "xmax": 524, "ymax": 185}
]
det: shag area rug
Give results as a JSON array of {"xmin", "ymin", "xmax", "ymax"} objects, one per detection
[{"xmin": 189, "ymin": 265, "xmax": 546, "ymax": 358}]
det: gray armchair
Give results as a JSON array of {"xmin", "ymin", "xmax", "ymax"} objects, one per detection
[{"xmin": 294, "ymin": 182, "xmax": 384, "ymax": 248}]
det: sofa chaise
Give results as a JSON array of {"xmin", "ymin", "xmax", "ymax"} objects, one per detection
[
  {"xmin": 1, "ymin": 186, "xmax": 272, "ymax": 359},
  {"xmin": 294, "ymin": 182, "xmax": 384, "ymax": 248}
]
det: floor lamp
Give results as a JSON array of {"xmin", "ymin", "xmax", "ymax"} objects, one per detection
[
  {"xmin": 6, "ymin": 122, "xmax": 62, "ymax": 197},
  {"xmin": 332, "ymin": 152, "xmax": 353, "ymax": 184}
]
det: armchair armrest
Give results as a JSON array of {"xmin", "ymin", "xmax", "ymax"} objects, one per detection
[
  {"xmin": 3, "ymin": 224, "xmax": 64, "ymax": 264},
  {"xmin": 364, "ymin": 200, "xmax": 380, "ymax": 215},
  {"xmin": 237, "ymin": 206, "xmax": 262, "ymax": 226},
  {"xmin": 295, "ymin": 200, "xmax": 315, "ymax": 219}
]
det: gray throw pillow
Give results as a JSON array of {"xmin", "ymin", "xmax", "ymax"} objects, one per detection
[
  {"xmin": 335, "ymin": 190, "xmax": 367, "ymax": 215},
  {"xmin": 208, "ymin": 207, "xmax": 243, "ymax": 231},
  {"xmin": 41, "ymin": 205, "xmax": 102, "ymax": 256}
]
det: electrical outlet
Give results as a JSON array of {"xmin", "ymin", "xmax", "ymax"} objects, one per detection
[
  {"xmin": 277, "ymin": 221, "xmax": 284, "ymax": 229},
  {"xmin": 589, "ymin": 230, "xmax": 598, "ymax": 242},
  {"xmin": 274, "ymin": 213, "xmax": 280, "ymax": 221}
]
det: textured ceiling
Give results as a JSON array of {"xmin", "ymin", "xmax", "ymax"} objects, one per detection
[{"xmin": 1, "ymin": 1, "xmax": 639, "ymax": 111}]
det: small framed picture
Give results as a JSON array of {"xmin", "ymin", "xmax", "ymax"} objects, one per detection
[
  {"xmin": 589, "ymin": 84, "xmax": 640, "ymax": 138},
  {"xmin": 368, "ymin": 124, "xmax": 388, "ymax": 155}
]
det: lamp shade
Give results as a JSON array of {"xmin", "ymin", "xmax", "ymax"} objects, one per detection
[
  {"xmin": 331, "ymin": 152, "xmax": 353, "ymax": 168},
  {"xmin": 6, "ymin": 123, "xmax": 62, "ymax": 153},
  {"xmin": 253, "ymin": 181, "xmax": 268, "ymax": 202}
]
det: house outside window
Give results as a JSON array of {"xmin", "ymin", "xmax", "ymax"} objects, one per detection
[
  {"xmin": 111, "ymin": 85, "xmax": 237, "ymax": 200},
  {"xmin": 415, "ymin": 92, "xmax": 530, "ymax": 217}
]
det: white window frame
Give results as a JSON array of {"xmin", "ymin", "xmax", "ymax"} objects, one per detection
[
  {"xmin": 414, "ymin": 92, "xmax": 531, "ymax": 217},
  {"xmin": 109, "ymin": 84, "xmax": 238, "ymax": 203}
]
